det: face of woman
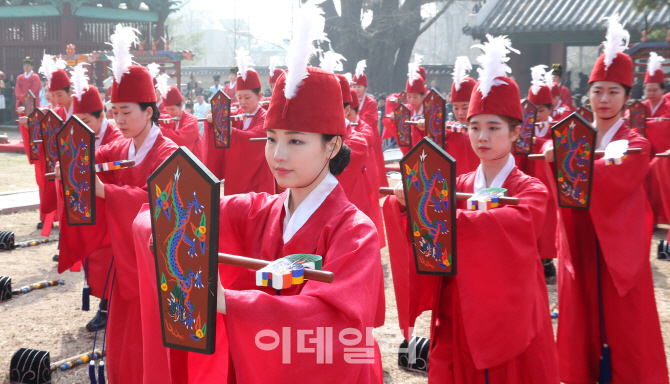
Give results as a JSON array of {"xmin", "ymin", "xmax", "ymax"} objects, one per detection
[
  {"xmin": 112, "ymin": 103, "xmax": 152, "ymax": 138},
  {"xmin": 265, "ymin": 129, "xmax": 339, "ymax": 189},
  {"xmin": 452, "ymin": 102, "xmax": 469, "ymax": 124},
  {"xmin": 537, "ymin": 105, "xmax": 550, "ymax": 122},
  {"xmin": 589, "ymin": 81, "xmax": 629, "ymax": 120},
  {"xmin": 468, "ymin": 114, "xmax": 520, "ymax": 161},
  {"xmin": 236, "ymin": 89, "xmax": 261, "ymax": 114},
  {"xmin": 406, "ymin": 93, "xmax": 423, "ymax": 110},
  {"xmin": 76, "ymin": 113, "xmax": 104, "ymax": 135}
]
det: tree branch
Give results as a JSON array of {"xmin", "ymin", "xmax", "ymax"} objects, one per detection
[{"xmin": 418, "ymin": 0, "xmax": 454, "ymax": 35}]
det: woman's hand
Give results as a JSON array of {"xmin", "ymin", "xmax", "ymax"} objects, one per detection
[
  {"xmin": 417, "ymin": 119, "xmax": 426, "ymax": 132},
  {"xmin": 94, "ymin": 175, "xmax": 105, "ymax": 198},
  {"xmin": 17, "ymin": 106, "xmax": 25, "ymax": 114},
  {"xmin": 18, "ymin": 116, "xmax": 28, "ymax": 126},
  {"xmin": 55, "ymin": 162, "xmax": 62, "ymax": 181},
  {"xmin": 206, "ymin": 113, "xmax": 212, "ymax": 123},
  {"xmin": 543, "ymin": 147, "xmax": 555, "ymax": 163},
  {"xmin": 394, "ymin": 182, "xmax": 406, "ymax": 206},
  {"xmin": 216, "ymin": 271, "xmax": 226, "ymax": 314}
]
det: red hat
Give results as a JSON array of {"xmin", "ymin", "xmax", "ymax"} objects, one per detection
[
  {"xmin": 49, "ymin": 69, "xmax": 71, "ymax": 92},
  {"xmin": 468, "ymin": 76, "xmax": 523, "ymax": 121},
  {"xmin": 73, "ymin": 86, "xmax": 103, "ymax": 114},
  {"xmin": 419, "ymin": 66, "xmax": 426, "ymax": 81},
  {"xmin": 336, "ymin": 74, "xmax": 352, "ymax": 104},
  {"xmin": 588, "ymin": 15, "xmax": 633, "ymax": 88},
  {"xmin": 644, "ymin": 52, "xmax": 665, "ymax": 84},
  {"xmin": 111, "ymin": 65, "xmax": 157, "ymax": 103},
  {"xmin": 450, "ymin": 77, "xmax": 475, "ymax": 102},
  {"xmin": 265, "ymin": 67, "xmax": 344, "ymax": 136},
  {"xmin": 164, "ymin": 86, "xmax": 183, "ymax": 106},
  {"xmin": 349, "ymin": 89, "xmax": 359, "ymax": 109},
  {"xmin": 528, "ymin": 85, "xmax": 553, "ymax": 106},
  {"xmin": 550, "ymin": 83, "xmax": 561, "ymax": 98},
  {"xmin": 352, "ymin": 60, "xmax": 368, "ymax": 87},
  {"xmin": 405, "ymin": 77, "xmax": 426, "ymax": 94},
  {"xmin": 269, "ymin": 68, "xmax": 284, "ymax": 84},
  {"xmin": 236, "ymin": 70, "xmax": 262, "ymax": 90}
]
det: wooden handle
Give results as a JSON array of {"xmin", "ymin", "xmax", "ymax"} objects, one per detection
[
  {"xmin": 250, "ymin": 137, "xmax": 268, "ymax": 142},
  {"xmin": 33, "ymin": 140, "xmax": 43, "ymax": 144},
  {"xmin": 45, "ymin": 173, "xmax": 55, "ymax": 180},
  {"xmin": 379, "ymin": 187, "xmax": 519, "ymax": 205},
  {"xmin": 404, "ymin": 120, "xmax": 419, "ymax": 125},
  {"xmin": 218, "ymin": 253, "xmax": 334, "ymax": 283},
  {"xmin": 528, "ymin": 148, "xmax": 643, "ymax": 161},
  {"xmin": 50, "ymin": 350, "xmax": 103, "ymax": 372},
  {"xmin": 657, "ymin": 153, "xmax": 670, "ymax": 158}
]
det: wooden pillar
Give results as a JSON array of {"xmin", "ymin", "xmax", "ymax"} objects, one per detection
[
  {"xmin": 61, "ymin": 2, "xmax": 76, "ymax": 53},
  {"xmin": 549, "ymin": 42, "xmax": 566, "ymax": 67},
  {"xmin": 156, "ymin": 12, "xmax": 165, "ymax": 50}
]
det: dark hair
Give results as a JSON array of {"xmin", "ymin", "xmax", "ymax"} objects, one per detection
[
  {"xmin": 644, "ymin": 82, "xmax": 666, "ymax": 90},
  {"xmin": 58, "ymin": 85, "xmax": 71, "ymax": 93},
  {"xmin": 343, "ymin": 103, "xmax": 350, "ymax": 109},
  {"xmin": 321, "ymin": 134, "xmax": 351, "ymax": 176},
  {"xmin": 353, "ymin": 106, "xmax": 359, "ymax": 113},
  {"xmin": 499, "ymin": 115, "xmax": 522, "ymax": 130},
  {"xmin": 588, "ymin": 82, "xmax": 631, "ymax": 97},
  {"xmin": 542, "ymin": 103, "xmax": 553, "ymax": 110},
  {"xmin": 138, "ymin": 102, "xmax": 160, "ymax": 125},
  {"xmin": 175, "ymin": 101, "xmax": 183, "ymax": 108},
  {"xmin": 251, "ymin": 88, "xmax": 263, "ymax": 96},
  {"xmin": 89, "ymin": 109, "xmax": 103, "ymax": 119}
]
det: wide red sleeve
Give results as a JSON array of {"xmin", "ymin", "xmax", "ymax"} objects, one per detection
[
  {"xmin": 454, "ymin": 172, "xmax": 549, "ymax": 369},
  {"xmin": 160, "ymin": 113, "xmax": 203, "ymax": 159},
  {"xmin": 220, "ymin": 202, "xmax": 383, "ymax": 383},
  {"xmin": 359, "ymin": 95, "xmax": 379, "ymax": 129},
  {"xmin": 223, "ymin": 127, "xmax": 274, "ymax": 196},
  {"xmin": 30, "ymin": 75, "xmax": 41, "ymax": 103},
  {"xmin": 202, "ymin": 120, "xmax": 226, "ymax": 180},
  {"xmin": 382, "ymin": 94, "xmax": 399, "ymax": 140}
]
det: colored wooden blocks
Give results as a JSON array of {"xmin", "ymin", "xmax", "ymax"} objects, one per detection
[
  {"xmin": 256, "ymin": 254, "xmax": 323, "ymax": 290},
  {"xmin": 466, "ymin": 188, "xmax": 507, "ymax": 211}
]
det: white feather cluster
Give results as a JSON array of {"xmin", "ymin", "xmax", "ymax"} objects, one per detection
[
  {"xmin": 71, "ymin": 63, "xmax": 90, "ymax": 101},
  {"xmin": 407, "ymin": 54, "xmax": 423, "ymax": 86},
  {"xmin": 343, "ymin": 72, "xmax": 353, "ymax": 84},
  {"xmin": 355, "ymin": 60, "xmax": 366, "ymax": 79},
  {"xmin": 452, "ymin": 56, "xmax": 472, "ymax": 91},
  {"xmin": 471, "ymin": 34, "xmax": 519, "ymax": 98},
  {"xmin": 38, "ymin": 53, "xmax": 67, "ymax": 87},
  {"xmin": 320, "ymin": 51, "xmax": 346, "ymax": 73},
  {"xmin": 156, "ymin": 73, "xmax": 170, "ymax": 98},
  {"xmin": 269, "ymin": 56, "xmax": 282, "ymax": 73},
  {"xmin": 284, "ymin": 0, "xmax": 328, "ymax": 100},
  {"xmin": 530, "ymin": 64, "xmax": 547, "ymax": 95},
  {"xmin": 601, "ymin": 14, "xmax": 629, "ymax": 70},
  {"xmin": 235, "ymin": 48, "xmax": 255, "ymax": 81},
  {"xmin": 147, "ymin": 62, "xmax": 160, "ymax": 79},
  {"xmin": 647, "ymin": 52, "xmax": 665, "ymax": 76},
  {"xmin": 107, "ymin": 24, "xmax": 140, "ymax": 84}
]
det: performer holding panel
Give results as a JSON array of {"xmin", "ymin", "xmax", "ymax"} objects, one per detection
[
  {"xmin": 352, "ymin": 60, "xmax": 380, "ymax": 130},
  {"xmin": 385, "ymin": 35, "xmax": 559, "ymax": 383},
  {"xmin": 543, "ymin": 15, "xmax": 668, "ymax": 384},
  {"xmin": 158, "ymin": 85, "xmax": 204, "ymax": 160}
]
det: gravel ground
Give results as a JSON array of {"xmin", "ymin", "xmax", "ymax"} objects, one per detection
[{"xmin": 1, "ymin": 154, "xmax": 669, "ymax": 383}]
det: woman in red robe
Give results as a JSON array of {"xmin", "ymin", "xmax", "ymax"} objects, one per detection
[
  {"xmin": 159, "ymin": 85, "xmax": 204, "ymax": 160},
  {"xmin": 385, "ymin": 35, "xmax": 559, "ymax": 383},
  {"xmin": 544, "ymin": 17, "xmax": 668, "ymax": 383}
]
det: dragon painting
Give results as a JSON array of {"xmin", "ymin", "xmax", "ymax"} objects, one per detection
[
  {"xmin": 59, "ymin": 127, "xmax": 91, "ymax": 220},
  {"xmin": 555, "ymin": 121, "xmax": 592, "ymax": 206}
]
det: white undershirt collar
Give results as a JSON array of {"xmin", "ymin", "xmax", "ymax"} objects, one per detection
[
  {"xmin": 473, "ymin": 154, "xmax": 515, "ymax": 192},
  {"xmin": 649, "ymin": 99, "xmax": 663, "ymax": 117},
  {"xmin": 229, "ymin": 81, "xmax": 236, "ymax": 89},
  {"xmin": 596, "ymin": 118, "xmax": 625, "ymax": 151},
  {"xmin": 128, "ymin": 123, "xmax": 160, "ymax": 165},
  {"xmin": 24, "ymin": 71, "xmax": 33, "ymax": 79},
  {"xmin": 282, "ymin": 172, "xmax": 339, "ymax": 243},
  {"xmin": 95, "ymin": 119, "xmax": 109, "ymax": 149},
  {"xmin": 65, "ymin": 102, "xmax": 74, "ymax": 120},
  {"xmin": 242, "ymin": 105, "xmax": 261, "ymax": 130},
  {"xmin": 534, "ymin": 116, "xmax": 553, "ymax": 138},
  {"xmin": 359, "ymin": 93, "xmax": 366, "ymax": 109}
]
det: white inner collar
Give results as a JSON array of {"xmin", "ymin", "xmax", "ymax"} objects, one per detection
[
  {"xmin": 596, "ymin": 118, "xmax": 624, "ymax": 151},
  {"xmin": 230, "ymin": 81, "xmax": 237, "ymax": 89},
  {"xmin": 24, "ymin": 71, "xmax": 33, "ymax": 78},
  {"xmin": 282, "ymin": 172, "xmax": 339, "ymax": 243},
  {"xmin": 242, "ymin": 105, "xmax": 261, "ymax": 130},
  {"xmin": 128, "ymin": 123, "xmax": 160, "ymax": 165},
  {"xmin": 534, "ymin": 116, "xmax": 553, "ymax": 138},
  {"xmin": 649, "ymin": 99, "xmax": 663, "ymax": 117},
  {"xmin": 359, "ymin": 93, "xmax": 366, "ymax": 109},
  {"xmin": 95, "ymin": 119, "xmax": 109, "ymax": 149},
  {"xmin": 473, "ymin": 154, "xmax": 515, "ymax": 192},
  {"xmin": 65, "ymin": 103, "xmax": 74, "ymax": 120}
]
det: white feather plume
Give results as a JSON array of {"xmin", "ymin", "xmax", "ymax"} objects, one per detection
[
  {"xmin": 601, "ymin": 14, "xmax": 630, "ymax": 70},
  {"xmin": 269, "ymin": 56, "xmax": 282, "ymax": 73},
  {"xmin": 71, "ymin": 63, "xmax": 90, "ymax": 101},
  {"xmin": 156, "ymin": 73, "xmax": 170, "ymax": 98},
  {"xmin": 284, "ymin": 0, "xmax": 328, "ymax": 100},
  {"xmin": 530, "ymin": 64, "xmax": 547, "ymax": 95},
  {"xmin": 147, "ymin": 62, "xmax": 160, "ymax": 79},
  {"xmin": 471, "ymin": 34, "xmax": 520, "ymax": 98},
  {"xmin": 543, "ymin": 68, "xmax": 554, "ymax": 90},
  {"xmin": 38, "ymin": 52, "xmax": 67, "ymax": 87},
  {"xmin": 452, "ymin": 56, "xmax": 472, "ymax": 91},
  {"xmin": 343, "ymin": 72, "xmax": 353, "ymax": 84},
  {"xmin": 320, "ymin": 51, "xmax": 346, "ymax": 73},
  {"xmin": 355, "ymin": 60, "xmax": 366, "ymax": 79},
  {"xmin": 407, "ymin": 53, "xmax": 423, "ymax": 86},
  {"xmin": 235, "ymin": 48, "xmax": 255, "ymax": 81},
  {"xmin": 107, "ymin": 24, "xmax": 140, "ymax": 84},
  {"xmin": 647, "ymin": 52, "xmax": 665, "ymax": 76}
]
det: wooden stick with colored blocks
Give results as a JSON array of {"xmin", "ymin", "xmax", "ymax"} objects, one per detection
[
  {"xmin": 45, "ymin": 159, "xmax": 135, "ymax": 180},
  {"xmin": 51, "ymin": 350, "xmax": 103, "ymax": 372},
  {"xmin": 378, "ymin": 187, "xmax": 519, "ymax": 205},
  {"xmin": 527, "ymin": 147, "xmax": 643, "ymax": 160},
  {"xmin": 218, "ymin": 253, "xmax": 333, "ymax": 284},
  {"xmin": 466, "ymin": 188, "xmax": 508, "ymax": 211}
]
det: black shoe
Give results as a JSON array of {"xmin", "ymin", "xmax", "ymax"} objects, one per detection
[
  {"xmin": 658, "ymin": 240, "xmax": 669, "ymax": 260},
  {"xmin": 543, "ymin": 259, "xmax": 556, "ymax": 278},
  {"xmin": 36, "ymin": 221, "xmax": 44, "ymax": 229},
  {"xmin": 86, "ymin": 311, "xmax": 108, "ymax": 332},
  {"xmin": 52, "ymin": 254, "xmax": 59, "ymax": 262}
]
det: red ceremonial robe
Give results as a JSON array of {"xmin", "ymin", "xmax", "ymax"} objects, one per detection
[
  {"xmin": 385, "ymin": 167, "xmax": 559, "ymax": 383},
  {"xmin": 131, "ymin": 184, "xmax": 385, "ymax": 384},
  {"xmin": 56, "ymin": 122, "xmax": 124, "ymax": 300},
  {"xmin": 96, "ymin": 131, "xmax": 178, "ymax": 384},
  {"xmin": 556, "ymin": 123, "xmax": 668, "ymax": 384},
  {"xmin": 223, "ymin": 83, "xmax": 237, "ymax": 103},
  {"xmin": 160, "ymin": 110, "xmax": 204, "ymax": 161},
  {"xmin": 222, "ymin": 107, "xmax": 274, "ymax": 196},
  {"xmin": 382, "ymin": 93, "xmax": 401, "ymax": 140},
  {"xmin": 355, "ymin": 116, "xmax": 389, "ymax": 190},
  {"xmin": 644, "ymin": 98, "xmax": 670, "ymax": 225},
  {"xmin": 551, "ymin": 102, "xmax": 573, "ymax": 122},
  {"xmin": 157, "ymin": 99, "xmax": 168, "ymax": 116},
  {"xmin": 358, "ymin": 93, "xmax": 379, "ymax": 130},
  {"xmin": 14, "ymin": 72, "xmax": 41, "ymax": 109},
  {"xmin": 202, "ymin": 118, "xmax": 225, "ymax": 181},
  {"xmin": 557, "ymin": 84, "xmax": 574, "ymax": 110},
  {"xmin": 444, "ymin": 127, "xmax": 479, "ymax": 177}
]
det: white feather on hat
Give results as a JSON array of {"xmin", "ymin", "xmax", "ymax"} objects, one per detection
[
  {"xmin": 320, "ymin": 50, "xmax": 346, "ymax": 73},
  {"xmin": 407, "ymin": 53, "xmax": 423, "ymax": 86},
  {"xmin": 647, "ymin": 52, "xmax": 665, "ymax": 76},
  {"xmin": 107, "ymin": 24, "xmax": 140, "ymax": 84},
  {"xmin": 147, "ymin": 62, "xmax": 160, "ymax": 79},
  {"xmin": 543, "ymin": 68, "xmax": 554, "ymax": 90},
  {"xmin": 452, "ymin": 56, "xmax": 472, "ymax": 91},
  {"xmin": 471, "ymin": 34, "xmax": 519, "ymax": 98},
  {"xmin": 156, "ymin": 73, "xmax": 170, "ymax": 99},
  {"xmin": 71, "ymin": 63, "xmax": 90, "ymax": 102},
  {"xmin": 284, "ymin": 0, "xmax": 328, "ymax": 100},
  {"xmin": 38, "ymin": 52, "xmax": 67, "ymax": 88},
  {"xmin": 343, "ymin": 72, "xmax": 353, "ymax": 84},
  {"xmin": 269, "ymin": 56, "xmax": 282, "ymax": 73},
  {"xmin": 601, "ymin": 14, "xmax": 629, "ymax": 70},
  {"xmin": 235, "ymin": 48, "xmax": 256, "ymax": 81},
  {"xmin": 530, "ymin": 64, "xmax": 547, "ymax": 95},
  {"xmin": 355, "ymin": 60, "xmax": 366, "ymax": 79}
]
